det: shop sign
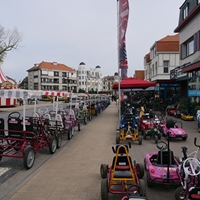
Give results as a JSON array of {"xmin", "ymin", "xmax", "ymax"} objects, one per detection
[{"xmin": 188, "ymin": 90, "xmax": 200, "ymax": 96}]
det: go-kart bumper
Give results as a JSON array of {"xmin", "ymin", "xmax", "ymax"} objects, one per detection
[{"xmin": 148, "ymin": 166, "xmax": 180, "ymax": 185}]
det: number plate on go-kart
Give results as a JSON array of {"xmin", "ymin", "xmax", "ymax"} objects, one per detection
[{"xmin": 190, "ymin": 191, "xmax": 200, "ymax": 199}]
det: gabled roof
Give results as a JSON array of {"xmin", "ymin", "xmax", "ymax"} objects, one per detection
[
  {"xmin": 156, "ymin": 34, "xmax": 179, "ymax": 52},
  {"xmin": 27, "ymin": 61, "xmax": 76, "ymax": 72}
]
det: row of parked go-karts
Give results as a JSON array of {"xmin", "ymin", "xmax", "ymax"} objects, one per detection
[
  {"xmin": 116, "ymin": 104, "xmax": 188, "ymax": 145},
  {"xmin": 0, "ymin": 99, "xmax": 110, "ymax": 170},
  {"xmin": 100, "ymin": 118, "xmax": 200, "ymax": 200}
]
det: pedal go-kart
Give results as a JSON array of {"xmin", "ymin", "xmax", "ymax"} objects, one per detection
[
  {"xmin": 163, "ymin": 119, "xmax": 187, "ymax": 141},
  {"xmin": 144, "ymin": 140, "xmax": 181, "ymax": 187},
  {"xmin": 181, "ymin": 112, "xmax": 194, "ymax": 121},
  {"xmin": 0, "ymin": 111, "xmax": 59, "ymax": 169},
  {"xmin": 175, "ymin": 138, "xmax": 200, "ymax": 200},
  {"xmin": 100, "ymin": 144, "xmax": 145, "ymax": 200},
  {"xmin": 142, "ymin": 118, "xmax": 161, "ymax": 144},
  {"xmin": 121, "ymin": 185, "xmax": 148, "ymax": 200},
  {"xmin": 116, "ymin": 113, "xmax": 142, "ymax": 145}
]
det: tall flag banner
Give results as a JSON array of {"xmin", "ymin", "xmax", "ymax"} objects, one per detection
[{"xmin": 118, "ymin": 0, "xmax": 129, "ymax": 80}]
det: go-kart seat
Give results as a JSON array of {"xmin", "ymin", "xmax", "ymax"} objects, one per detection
[
  {"xmin": 0, "ymin": 118, "xmax": 5, "ymax": 137},
  {"xmin": 112, "ymin": 145, "xmax": 133, "ymax": 178},
  {"xmin": 21, "ymin": 118, "xmax": 36, "ymax": 140},
  {"xmin": 156, "ymin": 150, "xmax": 175, "ymax": 166},
  {"xmin": 7, "ymin": 116, "xmax": 23, "ymax": 138}
]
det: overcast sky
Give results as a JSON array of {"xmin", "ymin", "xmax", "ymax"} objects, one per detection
[{"xmin": 1, "ymin": 0, "xmax": 183, "ymax": 82}]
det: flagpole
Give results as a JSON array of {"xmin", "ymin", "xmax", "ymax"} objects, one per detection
[{"xmin": 117, "ymin": 0, "xmax": 121, "ymax": 128}]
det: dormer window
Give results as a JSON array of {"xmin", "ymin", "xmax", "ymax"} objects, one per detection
[{"xmin": 183, "ymin": 5, "xmax": 188, "ymax": 19}]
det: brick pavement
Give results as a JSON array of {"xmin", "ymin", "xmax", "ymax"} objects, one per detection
[{"xmin": 7, "ymin": 101, "xmax": 118, "ymax": 200}]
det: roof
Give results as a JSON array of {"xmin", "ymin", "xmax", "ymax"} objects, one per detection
[
  {"xmin": 0, "ymin": 67, "xmax": 8, "ymax": 83},
  {"xmin": 27, "ymin": 61, "xmax": 76, "ymax": 72},
  {"xmin": 156, "ymin": 34, "xmax": 179, "ymax": 52}
]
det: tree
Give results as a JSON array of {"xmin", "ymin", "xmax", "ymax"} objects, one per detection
[{"xmin": 0, "ymin": 24, "xmax": 22, "ymax": 64}]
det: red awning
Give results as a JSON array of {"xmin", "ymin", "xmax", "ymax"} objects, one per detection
[{"xmin": 112, "ymin": 77, "xmax": 156, "ymax": 89}]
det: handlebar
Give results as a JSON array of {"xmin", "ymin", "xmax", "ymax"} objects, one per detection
[{"xmin": 194, "ymin": 137, "xmax": 200, "ymax": 148}]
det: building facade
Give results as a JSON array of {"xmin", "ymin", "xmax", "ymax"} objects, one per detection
[
  {"xmin": 27, "ymin": 61, "xmax": 77, "ymax": 92},
  {"xmin": 77, "ymin": 62, "xmax": 103, "ymax": 93},
  {"xmin": 144, "ymin": 34, "xmax": 180, "ymax": 102},
  {"xmin": 174, "ymin": 0, "xmax": 200, "ymax": 98}
]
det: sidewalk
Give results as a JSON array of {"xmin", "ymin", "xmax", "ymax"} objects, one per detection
[{"xmin": 6, "ymin": 102, "xmax": 118, "ymax": 200}]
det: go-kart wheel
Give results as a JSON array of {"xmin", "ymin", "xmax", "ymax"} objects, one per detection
[
  {"xmin": 154, "ymin": 135, "xmax": 158, "ymax": 144},
  {"xmin": 175, "ymin": 186, "xmax": 185, "ymax": 200},
  {"xmin": 138, "ymin": 136, "xmax": 142, "ymax": 145},
  {"xmin": 139, "ymin": 179, "xmax": 146, "ymax": 197},
  {"xmin": 156, "ymin": 141, "xmax": 168, "ymax": 150},
  {"xmin": 71, "ymin": 127, "xmax": 75, "ymax": 137},
  {"xmin": 8, "ymin": 111, "xmax": 21, "ymax": 119},
  {"xmin": 136, "ymin": 163, "xmax": 144, "ymax": 179},
  {"xmin": 101, "ymin": 178, "xmax": 108, "ymax": 200},
  {"xmin": 116, "ymin": 135, "xmax": 120, "ymax": 144},
  {"xmin": 182, "ymin": 136, "xmax": 187, "ymax": 141},
  {"xmin": 68, "ymin": 127, "xmax": 72, "ymax": 140},
  {"xmin": 49, "ymin": 136, "xmax": 57, "ymax": 154},
  {"xmin": 56, "ymin": 132, "xmax": 62, "ymax": 149},
  {"xmin": 78, "ymin": 123, "xmax": 81, "ymax": 131},
  {"xmin": 24, "ymin": 147, "xmax": 35, "ymax": 170},
  {"xmin": 146, "ymin": 173, "xmax": 153, "ymax": 188},
  {"xmin": 100, "ymin": 164, "xmax": 107, "ymax": 179},
  {"xmin": 126, "ymin": 184, "xmax": 144, "ymax": 198},
  {"xmin": 144, "ymin": 158, "xmax": 147, "ymax": 171}
]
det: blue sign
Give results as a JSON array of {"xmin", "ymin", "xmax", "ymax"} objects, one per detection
[
  {"xmin": 188, "ymin": 90, "xmax": 200, "ymax": 96},
  {"xmin": 160, "ymin": 84, "xmax": 178, "ymax": 87}
]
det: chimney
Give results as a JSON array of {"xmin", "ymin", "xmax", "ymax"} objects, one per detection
[{"xmin": 52, "ymin": 62, "xmax": 57, "ymax": 66}]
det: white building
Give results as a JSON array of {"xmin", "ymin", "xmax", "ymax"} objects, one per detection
[{"xmin": 77, "ymin": 62, "xmax": 103, "ymax": 93}]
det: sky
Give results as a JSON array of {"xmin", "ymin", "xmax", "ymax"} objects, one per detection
[{"xmin": 0, "ymin": 0, "xmax": 184, "ymax": 83}]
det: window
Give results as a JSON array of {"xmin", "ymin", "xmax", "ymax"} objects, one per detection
[
  {"xmin": 181, "ymin": 37, "xmax": 194, "ymax": 59},
  {"xmin": 163, "ymin": 60, "xmax": 169, "ymax": 73},
  {"xmin": 62, "ymin": 72, "xmax": 66, "ymax": 77},
  {"xmin": 183, "ymin": 5, "xmax": 188, "ymax": 19},
  {"xmin": 198, "ymin": 0, "xmax": 200, "ymax": 4},
  {"xmin": 155, "ymin": 62, "xmax": 158, "ymax": 75},
  {"xmin": 54, "ymin": 71, "xmax": 59, "ymax": 76}
]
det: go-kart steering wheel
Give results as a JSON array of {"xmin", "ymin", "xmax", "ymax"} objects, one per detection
[
  {"xmin": 38, "ymin": 107, "xmax": 49, "ymax": 115},
  {"xmin": 8, "ymin": 112, "xmax": 21, "ymax": 119},
  {"xmin": 183, "ymin": 158, "xmax": 200, "ymax": 176},
  {"xmin": 126, "ymin": 184, "xmax": 144, "ymax": 198},
  {"xmin": 156, "ymin": 141, "xmax": 168, "ymax": 150}
]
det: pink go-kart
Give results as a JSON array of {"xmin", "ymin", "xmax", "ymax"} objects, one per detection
[
  {"xmin": 144, "ymin": 140, "xmax": 181, "ymax": 187},
  {"xmin": 163, "ymin": 118, "xmax": 187, "ymax": 141}
]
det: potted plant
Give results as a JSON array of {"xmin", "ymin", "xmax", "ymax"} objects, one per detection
[{"xmin": 179, "ymin": 97, "xmax": 189, "ymax": 113}]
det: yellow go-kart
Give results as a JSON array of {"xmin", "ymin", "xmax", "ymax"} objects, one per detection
[
  {"xmin": 116, "ymin": 114, "xmax": 142, "ymax": 145},
  {"xmin": 181, "ymin": 112, "xmax": 194, "ymax": 121}
]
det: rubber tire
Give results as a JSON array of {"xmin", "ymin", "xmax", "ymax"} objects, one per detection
[
  {"xmin": 174, "ymin": 186, "xmax": 185, "ymax": 200},
  {"xmin": 101, "ymin": 179, "xmax": 108, "ymax": 200},
  {"xmin": 68, "ymin": 127, "xmax": 72, "ymax": 140},
  {"xmin": 154, "ymin": 135, "xmax": 158, "ymax": 144},
  {"xmin": 100, "ymin": 164, "xmax": 107, "ymax": 179},
  {"xmin": 116, "ymin": 135, "xmax": 120, "ymax": 144},
  {"xmin": 49, "ymin": 136, "xmax": 57, "ymax": 154},
  {"xmin": 144, "ymin": 158, "xmax": 147, "ymax": 171},
  {"xmin": 136, "ymin": 163, "xmax": 144, "ymax": 179},
  {"xmin": 56, "ymin": 132, "xmax": 62, "ymax": 149},
  {"xmin": 147, "ymin": 172, "xmax": 153, "ymax": 187},
  {"xmin": 24, "ymin": 147, "xmax": 35, "ymax": 170},
  {"xmin": 182, "ymin": 136, "xmax": 187, "ymax": 141},
  {"xmin": 139, "ymin": 179, "xmax": 146, "ymax": 197},
  {"xmin": 78, "ymin": 123, "xmax": 81, "ymax": 131},
  {"xmin": 138, "ymin": 135, "xmax": 142, "ymax": 145}
]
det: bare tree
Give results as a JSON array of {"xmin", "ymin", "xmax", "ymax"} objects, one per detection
[{"xmin": 0, "ymin": 25, "xmax": 22, "ymax": 63}]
